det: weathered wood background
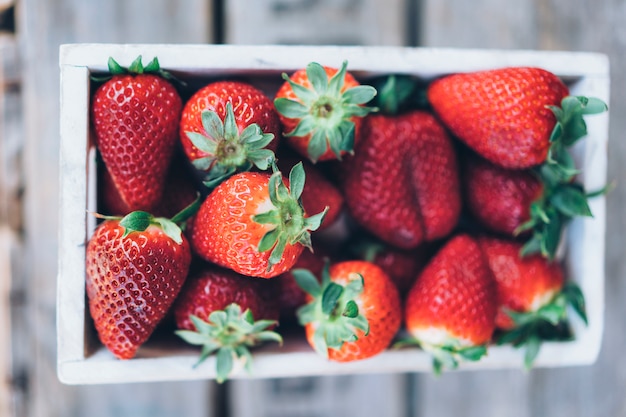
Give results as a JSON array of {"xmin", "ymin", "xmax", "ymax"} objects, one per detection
[{"xmin": 2, "ymin": 0, "xmax": 625, "ymax": 416}]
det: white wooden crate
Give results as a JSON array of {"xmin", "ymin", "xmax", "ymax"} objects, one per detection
[{"xmin": 57, "ymin": 44, "xmax": 609, "ymax": 385}]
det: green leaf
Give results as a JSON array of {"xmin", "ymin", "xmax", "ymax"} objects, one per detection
[
  {"xmin": 321, "ymin": 282, "xmax": 344, "ymax": 316},
  {"xmin": 563, "ymin": 283, "xmax": 588, "ymax": 325},
  {"xmin": 223, "ymin": 103, "xmax": 239, "ymax": 142},
  {"xmin": 457, "ymin": 345, "xmax": 487, "ymax": 361},
  {"xmin": 186, "ymin": 132, "xmax": 218, "ymax": 155},
  {"xmin": 281, "ymin": 73, "xmax": 318, "ymax": 105},
  {"xmin": 524, "ymin": 335, "xmax": 542, "ymax": 370},
  {"xmin": 154, "ymin": 218, "xmax": 183, "ymax": 245},
  {"xmin": 306, "ymin": 62, "xmax": 329, "ymax": 95},
  {"xmin": 201, "ymin": 109, "xmax": 225, "ymax": 141},
  {"xmin": 128, "ymin": 56, "xmax": 144, "ymax": 73},
  {"xmin": 350, "ymin": 314, "xmax": 370, "ymax": 335},
  {"xmin": 144, "ymin": 57, "xmax": 160, "ymax": 73},
  {"xmin": 286, "ymin": 116, "xmax": 316, "ymax": 138},
  {"xmin": 537, "ymin": 304, "xmax": 566, "ymax": 325},
  {"xmin": 170, "ymin": 194, "xmax": 202, "ymax": 225},
  {"xmin": 550, "ymin": 186, "xmax": 593, "ymax": 217},
  {"xmin": 307, "ymin": 129, "xmax": 329, "ymax": 163},
  {"xmin": 209, "ymin": 310, "xmax": 228, "ymax": 327},
  {"xmin": 578, "ymin": 96, "xmax": 608, "ymax": 115},
  {"xmin": 312, "ymin": 326, "xmax": 329, "ymax": 358},
  {"xmin": 274, "ymin": 98, "xmax": 310, "ymax": 119},
  {"xmin": 292, "ymin": 268, "xmax": 322, "ymax": 297},
  {"xmin": 288, "ymin": 162, "xmax": 306, "ymax": 200},
  {"xmin": 343, "ymin": 300, "xmax": 359, "ymax": 318},
  {"xmin": 327, "ymin": 60, "xmax": 348, "ymax": 96},
  {"xmin": 256, "ymin": 331, "xmax": 283, "ymax": 345},
  {"xmin": 549, "ymin": 122, "xmax": 563, "ymax": 143},
  {"xmin": 542, "ymin": 211, "xmax": 562, "ymax": 259},
  {"xmin": 257, "ymin": 227, "xmax": 280, "ymax": 253},
  {"xmin": 268, "ymin": 234, "xmax": 288, "ymax": 270},
  {"xmin": 216, "ymin": 347, "xmax": 234, "ymax": 383},
  {"xmin": 175, "ymin": 330, "xmax": 208, "ymax": 346},
  {"xmin": 296, "ymin": 303, "xmax": 317, "ymax": 325},
  {"xmin": 520, "ymin": 234, "xmax": 543, "ymax": 257},
  {"xmin": 342, "ymin": 85, "xmax": 377, "ymax": 105},
  {"xmin": 107, "ymin": 57, "xmax": 125, "ymax": 74},
  {"xmin": 119, "ymin": 211, "xmax": 153, "ymax": 236},
  {"xmin": 190, "ymin": 314, "xmax": 214, "ymax": 334}
]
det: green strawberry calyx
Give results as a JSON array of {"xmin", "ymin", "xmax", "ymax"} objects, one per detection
[
  {"xmin": 496, "ymin": 282, "xmax": 587, "ymax": 370},
  {"xmin": 93, "ymin": 194, "xmax": 201, "ymax": 245},
  {"xmin": 274, "ymin": 60, "xmax": 378, "ymax": 162},
  {"xmin": 175, "ymin": 303, "xmax": 282, "ymax": 383},
  {"xmin": 91, "ymin": 55, "xmax": 183, "ymax": 85},
  {"xmin": 394, "ymin": 335, "xmax": 487, "ymax": 375},
  {"xmin": 186, "ymin": 102, "xmax": 276, "ymax": 188},
  {"xmin": 516, "ymin": 95, "xmax": 609, "ymax": 259},
  {"xmin": 293, "ymin": 262, "xmax": 370, "ymax": 359},
  {"xmin": 253, "ymin": 161, "xmax": 328, "ymax": 271}
]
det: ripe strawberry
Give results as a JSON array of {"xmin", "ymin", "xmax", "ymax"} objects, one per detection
[
  {"xmin": 277, "ymin": 151, "xmax": 344, "ymax": 231},
  {"xmin": 294, "ymin": 260, "xmax": 401, "ymax": 362},
  {"xmin": 274, "ymin": 61, "xmax": 377, "ymax": 162},
  {"xmin": 338, "ymin": 110, "xmax": 461, "ymax": 249},
  {"xmin": 428, "ymin": 67, "xmax": 569, "ymax": 169},
  {"xmin": 99, "ymin": 156, "xmax": 199, "ymax": 218},
  {"xmin": 180, "ymin": 81, "xmax": 280, "ymax": 187},
  {"xmin": 463, "ymin": 155, "xmax": 543, "ymax": 236},
  {"xmin": 402, "ymin": 234, "xmax": 497, "ymax": 373},
  {"xmin": 85, "ymin": 210, "xmax": 192, "ymax": 359},
  {"xmin": 478, "ymin": 236, "xmax": 587, "ymax": 368},
  {"xmin": 189, "ymin": 162, "xmax": 326, "ymax": 278},
  {"xmin": 173, "ymin": 263, "xmax": 279, "ymax": 331},
  {"xmin": 91, "ymin": 56, "xmax": 182, "ymax": 211},
  {"xmin": 173, "ymin": 265, "xmax": 281, "ymax": 382}
]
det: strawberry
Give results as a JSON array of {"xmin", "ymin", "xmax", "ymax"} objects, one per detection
[
  {"xmin": 173, "ymin": 264, "xmax": 282, "ymax": 382},
  {"xmin": 427, "ymin": 67, "xmax": 569, "ymax": 169},
  {"xmin": 294, "ymin": 260, "xmax": 401, "ymax": 362},
  {"xmin": 273, "ymin": 249, "xmax": 325, "ymax": 320},
  {"xmin": 277, "ymin": 151, "xmax": 344, "ymax": 231},
  {"xmin": 189, "ymin": 162, "xmax": 327, "ymax": 278},
  {"xmin": 338, "ymin": 110, "xmax": 461, "ymax": 249},
  {"xmin": 99, "ymin": 156, "xmax": 199, "ymax": 219},
  {"xmin": 274, "ymin": 61, "xmax": 377, "ymax": 162},
  {"xmin": 91, "ymin": 56, "xmax": 182, "ymax": 211},
  {"xmin": 179, "ymin": 81, "xmax": 280, "ymax": 187},
  {"xmin": 478, "ymin": 236, "xmax": 587, "ymax": 368},
  {"xmin": 85, "ymin": 210, "xmax": 192, "ymax": 359},
  {"xmin": 463, "ymin": 155, "xmax": 543, "ymax": 236},
  {"xmin": 402, "ymin": 234, "xmax": 497, "ymax": 373}
]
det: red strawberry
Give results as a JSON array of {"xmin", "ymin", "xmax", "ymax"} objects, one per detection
[
  {"xmin": 403, "ymin": 234, "xmax": 497, "ymax": 372},
  {"xmin": 294, "ymin": 260, "xmax": 401, "ymax": 362},
  {"xmin": 173, "ymin": 263, "xmax": 281, "ymax": 382},
  {"xmin": 427, "ymin": 67, "xmax": 569, "ymax": 169},
  {"xmin": 339, "ymin": 110, "xmax": 461, "ymax": 249},
  {"xmin": 179, "ymin": 81, "xmax": 280, "ymax": 186},
  {"xmin": 274, "ymin": 61, "xmax": 376, "ymax": 162},
  {"xmin": 478, "ymin": 236, "xmax": 586, "ymax": 368},
  {"xmin": 273, "ymin": 249, "xmax": 326, "ymax": 320},
  {"xmin": 189, "ymin": 163, "xmax": 326, "ymax": 278},
  {"xmin": 91, "ymin": 56, "xmax": 182, "ymax": 211},
  {"xmin": 464, "ymin": 155, "xmax": 543, "ymax": 236},
  {"xmin": 100, "ymin": 156, "xmax": 199, "ymax": 218},
  {"xmin": 277, "ymin": 151, "xmax": 344, "ymax": 231},
  {"xmin": 173, "ymin": 263, "xmax": 279, "ymax": 331},
  {"xmin": 85, "ymin": 211, "xmax": 191, "ymax": 359}
]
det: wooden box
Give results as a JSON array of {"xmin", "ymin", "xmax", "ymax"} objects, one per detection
[{"xmin": 58, "ymin": 44, "xmax": 609, "ymax": 384}]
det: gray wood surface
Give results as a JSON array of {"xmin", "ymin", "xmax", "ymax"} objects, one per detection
[
  {"xmin": 11, "ymin": 1, "xmax": 216, "ymax": 417},
  {"xmin": 417, "ymin": 1, "xmax": 626, "ymax": 417},
  {"xmin": 3, "ymin": 0, "xmax": 625, "ymax": 416}
]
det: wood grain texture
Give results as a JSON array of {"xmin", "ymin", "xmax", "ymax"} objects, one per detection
[
  {"xmin": 225, "ymin": 0, "xmax": 407, "ymax": 46},
  {"xmin": 418, "ymin": 1, "xmax": 626, "ymax": 416},
  {"xmin": 15, "ymin": 1, "xmax": 216, "ymax": 416}
]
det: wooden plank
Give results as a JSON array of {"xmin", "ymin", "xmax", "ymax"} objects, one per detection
[
  {"xmin": 230, "ymin": 374, "xmax": 409, "ymax": 417},
  {"xmin": 16, "ymin": 1, "xmax": 216, "ymax": 416},
  {"xmin": 418, "ymin": 1, "xmax": 624, "ymax": 417},
  {"xmin": 225, "ymin": 0, "xmax": 407, "ymax": 46}
]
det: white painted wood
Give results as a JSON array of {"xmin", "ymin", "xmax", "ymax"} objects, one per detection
[
  {"xmin": 225, "ymin": 0, "xmax": 407, "ymax": 46},
  {"xmin": 58, "ymin": 44, "xmax": 609, "ymax": 384},
  {"xmin": 0, "ymin": 229, "xmax": 14, "ymax": 417}
]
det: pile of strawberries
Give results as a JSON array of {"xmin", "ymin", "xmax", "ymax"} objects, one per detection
[{"xmin": 85, "ymin": 55, "xmax": 606, "ymax": 381}]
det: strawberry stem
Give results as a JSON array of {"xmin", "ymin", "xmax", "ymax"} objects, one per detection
[{"xmin": 518, "ymin": 95, "xmax": 608, "ymax": 259}]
